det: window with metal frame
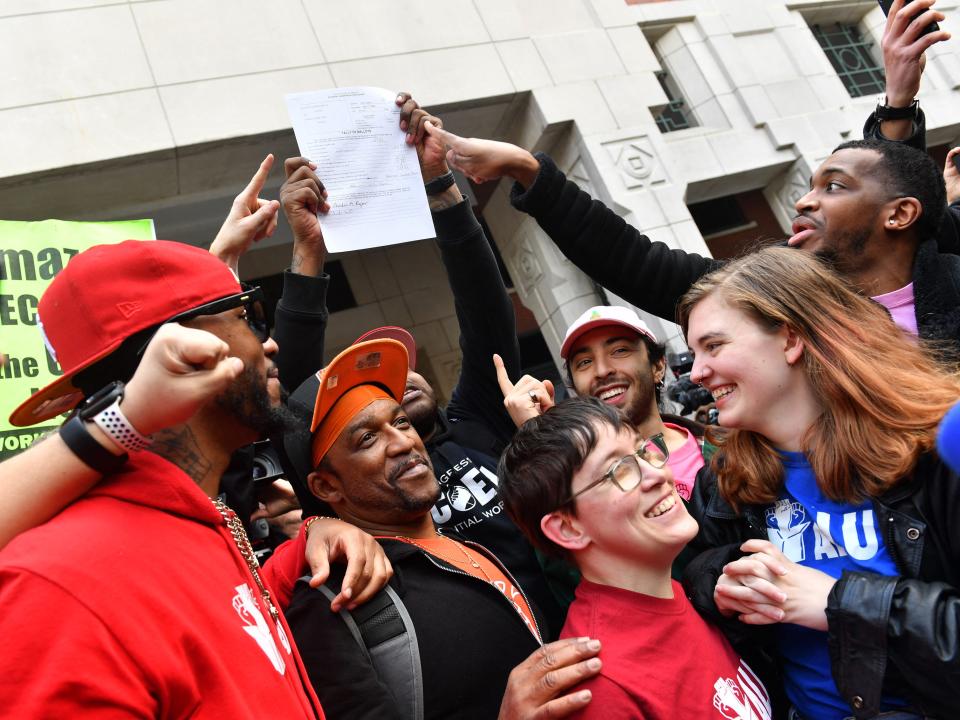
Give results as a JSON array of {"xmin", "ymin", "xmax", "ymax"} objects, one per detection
[{"xmin": 811, "ymin": 23, "xmax": 885, "ymax": 98}]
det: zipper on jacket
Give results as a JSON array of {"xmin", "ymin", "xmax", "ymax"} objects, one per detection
[{"xmin": 416, "ymin": 536, "xmax": 544, "ymax": 645}]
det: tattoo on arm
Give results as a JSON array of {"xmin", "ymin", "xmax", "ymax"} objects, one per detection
[
  {"xmin": 150, "ymin": 426, "xmax": 212, "ymax": 486},
  {"xmin": 291, "ymin": 251, "xmax": 304, "ymax": 274}
]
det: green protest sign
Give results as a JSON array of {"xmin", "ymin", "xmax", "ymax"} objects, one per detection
[{"xmin": 0, "ymin": 219, "xmax": 155, "ymax": 460}]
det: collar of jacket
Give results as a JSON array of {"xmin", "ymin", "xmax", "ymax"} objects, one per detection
[{"xmin": 912, "ymin": 236, "xmax": 960, "ymax": 349}]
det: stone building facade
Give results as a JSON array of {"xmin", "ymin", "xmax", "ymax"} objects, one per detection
[{"xmin": 3, "ymin": 0, "xmax": 959, "ymax": 400}]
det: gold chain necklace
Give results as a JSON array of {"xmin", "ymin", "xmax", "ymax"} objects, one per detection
[
  {"xmin": 213, "ymin": 498, "xmax": 280, "ymax": 623},
  {"xmin": 398, "ymin": 533, "xmax": 492, "ymax": 583}
]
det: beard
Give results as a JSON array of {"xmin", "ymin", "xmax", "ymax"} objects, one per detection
[
  {"xmin": 813, "ymin": 226, "xmax": 870, "ymax": 276},
  {"xmin": 623, "ymin": 368, "xmax": 659, "ymax": 427},
  {"xmin": 386, "ymin": 454, "xmax": 441, "ymax": 513},
  {"xmin": 216, "ymin": 364, "xmax": 298, "ymax": 438}
]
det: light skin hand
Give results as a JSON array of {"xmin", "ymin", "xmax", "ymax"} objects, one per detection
[
  {"xmin": 944, "ymin": 148, "xmax": 960, "ymax": 205},
  {"xmin": 879, "ymin": 0, "xmax": 950, "ymax": 139},
  {"xmin": 714, "ymin": 551, "xmax": 788, "ymax": 622},
  {"xmin": 210, "ymin": 154, "xmax": 281, "ymax": 274},
  {"xmin": 279, "ymin": 156, "xmax": 329, "ymax": 277},
  {"xmin": 423, "ymin": 122, "xmax": 541, "ymax": 188},
  {"xmin": 303, "ymin": 519, "xmax": 393, "ymax": 612},
  {"xmin": 730, "ymin": 540, "xmax": 836, "ymax": 630},
  {"xmin": 494, "ymin": 353, "xmax": 555, "ymax": 428},
  {"xmin": 498, "ymin": 637, "xmax": 602, "ymax": 720},
  {"xmin": 121, "ymin": 323, "xmax": 244, "ymax": 438}
]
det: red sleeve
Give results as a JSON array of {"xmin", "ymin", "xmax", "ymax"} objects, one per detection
[
  {"xmin": 261, "ymin": 518, "xmax": 311, "ymax": 611},
  {"xmin": 0, "ymin": 568, "xmax": 155, "ymax": 716},
  {"xmin": 569, "ymin": 675, "xmax": 644, "ymax": 720}
]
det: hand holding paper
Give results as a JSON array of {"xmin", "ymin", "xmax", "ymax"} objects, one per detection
[{"xmin": 285, "ymin": 86, "xmax": 435, "ymax": 253}]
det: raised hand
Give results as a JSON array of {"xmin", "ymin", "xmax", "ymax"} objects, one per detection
[
  {"xmin": 494, "ymin": 353, "xmax": 556, "ymax": 428},
  {"xmin": 423, "ymin": 122, "xmax": 541, "ymax": 187},
  {"xmin": 121, "ymin": 323, "xmax": 244, "ymax": 437},
  {"xmin": 210, "ymin": 154, "xmax": 281, "ymax": 274},
  {"xmin": 881, "ymin": 0, "xmax": 950, "ymax": 108},
  {"xmin": 396, "ymin": 91, "xmax": 448, "ymax": 181},
  {"xmin": 279, "ymin": 156, "xmax": 329, "ymax": 276}
]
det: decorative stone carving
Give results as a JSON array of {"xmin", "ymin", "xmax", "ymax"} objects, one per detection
[{"xmin": 602, "ymin": 135, "xmax": 668, "ymax": 190}]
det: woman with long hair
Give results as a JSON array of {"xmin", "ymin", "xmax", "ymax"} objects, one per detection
[{"xmin": 677, "ymin": 247, "xmax": 960, "ymax": 720}]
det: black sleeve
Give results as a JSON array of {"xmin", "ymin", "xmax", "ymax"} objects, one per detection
[
  {"xmin": 862, "ymin": 107, "xmax": 927, "ymax": 151},
  {"xmin": 436, "ymin": 198, "xmax": 520, "ymax": 444},
  {"xmin": 274, "ymin": 270, "xmax": 330, "ymax": 391},
  {"xmin": 285, "ymin": 584, "xmax": 404, "ymax": 720},
  {"xmin": 510, "ymin": 153, "xmax": 721, "ymax": 322},
  {"xmin": 826, "ymin": 572, "xmax": 960, "ymax": 719}
]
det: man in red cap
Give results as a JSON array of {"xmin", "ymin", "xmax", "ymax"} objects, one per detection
[{"xmin": 0, "ymin": 239, "xmax": 325, "ymax": 717}]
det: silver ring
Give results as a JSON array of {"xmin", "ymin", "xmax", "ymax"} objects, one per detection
[{"xmin": 529, "ymin": 390, "xmax": 540, "ymax": 405}]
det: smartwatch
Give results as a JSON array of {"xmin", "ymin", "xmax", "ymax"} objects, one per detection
[{"xmin": 59, "ymin": 381, "xmax": 130, "ymax": 474}]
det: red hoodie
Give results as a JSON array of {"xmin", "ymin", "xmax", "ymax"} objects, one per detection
[{"xmin": 0, "ymin": 452, "xmax": 323, "ymax": 718}]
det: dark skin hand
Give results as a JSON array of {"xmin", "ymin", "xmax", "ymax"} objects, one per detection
[
  {"xmin": 498, "ymin": 637, "xmax": 603, "ymax": 720},
  {"xmin": 279, "ymin": 156, "xmax": 330, "ymax": 277},
  {"xmin": 396, "ymin": 91, "xmax": 449, "ymax": 182}
]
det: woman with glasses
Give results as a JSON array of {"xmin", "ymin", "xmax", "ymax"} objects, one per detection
[
  {"xmin": 499, "ymin": 397, "xmax": 773, "ymax": 720},
  {"xmin": 678, "ymin": 247, "xmax": 960, "ymax": 720}
]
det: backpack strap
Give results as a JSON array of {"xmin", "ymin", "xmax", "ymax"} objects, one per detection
[{"xmin": 298, "ymin": 566, "xmax": 424, "ymax": 720}]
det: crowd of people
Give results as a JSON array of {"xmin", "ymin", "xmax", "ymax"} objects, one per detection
[{"xmin": 1, "ymin": 1, "xmax": 959, "ymax": 718}]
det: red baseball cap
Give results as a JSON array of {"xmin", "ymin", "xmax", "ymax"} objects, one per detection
[
  {"xmin": 10, "ymin": 239, "xmax": 242, "ymax": 427},
  {"xmin": 354, "ymin": 326, "xmax": 417, "ymax": 370},
  {"xmin": 560, "ymin": 305, "xmax": 660, "ymax": 360}
]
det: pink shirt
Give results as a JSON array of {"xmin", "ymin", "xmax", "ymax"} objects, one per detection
[
  {"xmin": 664, "ymin": 423, "xmax": 705, "ymax": 501},
  {"xmin": 872, "ymin": 282, "xmax": 918, "ymax": 337}
]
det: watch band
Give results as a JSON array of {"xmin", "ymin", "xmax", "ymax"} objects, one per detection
[
  {"xmin": 59, "ymin": 414, "xmax": 128, "ymax": 474},
  {"xmin": 424, "ymin": 171, "xmax": 456, "ymax": 196},
  {"xmin": 91, "ymin": 396, "xmax": 152, "ymax": 452},
  {"xmin": 875, "ymin": 98, "xmax": 919, "ymax": 121}
]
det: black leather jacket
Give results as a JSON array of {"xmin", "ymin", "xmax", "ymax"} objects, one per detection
[{"xmin": 682, "ymin": 453, "xmax": 960, "ymax": 719}]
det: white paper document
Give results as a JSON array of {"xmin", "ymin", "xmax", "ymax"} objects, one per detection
[{"xmin": 285, "ymin": 86, "xmax": 435, "ymax": 253}]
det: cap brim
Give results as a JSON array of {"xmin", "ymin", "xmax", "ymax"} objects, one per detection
[
  {"xmin": 311, "ymin": 339, "xmax": 409, "ymax": 432},
  {"xmin": 354, "ymin": 326, "xmax": 417, "ymax": 370},
  {"xmin": 560, "ymin": 319, "xmax": 656, "ymax": 359},
  {"xmin": 8, "ymin": 338, "xmax": 126, "ymax": 427}
]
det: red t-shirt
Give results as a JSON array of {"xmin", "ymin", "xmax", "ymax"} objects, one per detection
[{"xmin": 561, "ymin": 579, "xmax": 771, "ymax": 720}]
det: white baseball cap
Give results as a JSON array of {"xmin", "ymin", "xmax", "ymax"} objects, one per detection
[{"xmin": 560, "ymin": 305, "xmax": 660, "ymax": 359}]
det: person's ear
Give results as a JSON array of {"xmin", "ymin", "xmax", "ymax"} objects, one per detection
[
  {"xmin": 884, "ymin": 197, "xmax": 922, "ymax": 232},
  {"xmin": 652, "ymin": 355, "xmax": 667, "ymax": 385},
  {"xmin": 307, "ymin": 468, "xmax": 343, "ymax": 504},
  {"xmin": 783, "ymin": 327, "xmax": 805, "ymax": 366},
  {"xmin": 541, "ymin": 510, "xmax": 590, "ymax": 553}
]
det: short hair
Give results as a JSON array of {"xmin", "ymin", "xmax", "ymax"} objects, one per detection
[
  {"xmin": 563, "ymin": 334, "xmax": 667, "ymax": 405},
  {"xmin": 832, "ymin": 138, "xmax": 946, "ymax": 240},
  {"xmin": 498, "ymin": 397, "xmax": 632, "ymax": 562}
]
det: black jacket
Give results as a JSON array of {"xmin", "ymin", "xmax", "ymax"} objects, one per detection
[
  {"xmin": 274, "ymin": 199, "xmax": 563, "ymax": 636},
  {"xmin": 286, "ymin": 537, "xmax": 542, "ymax": 720},
  {"xmin": 422, "ymin": 199, "xmax": 564, "ymax": 637},
  {"xmin": 509, "ymin": 153, "xmax": 960, "ymax": 353},
  {"xmin": 682, "ymin": 453, "xmax": 960, "ymax": 720}
]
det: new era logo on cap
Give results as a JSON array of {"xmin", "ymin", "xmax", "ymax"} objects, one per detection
[{"xmin": 116, "ymin": 301, "xmax": 143, "ymax": 318}]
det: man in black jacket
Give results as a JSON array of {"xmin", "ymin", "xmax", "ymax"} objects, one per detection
[
  {"xmin": 276, "ymin": 96, "xmax": 563, "ymax": 634},
  {"xmin": 283, "ymin": 338, "xmax": 548, "ymax": 720}
]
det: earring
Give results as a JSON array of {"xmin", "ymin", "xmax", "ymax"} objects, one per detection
[{"xmin": 888, "ymin": 219, "xmax": 895, "ymax": 225}]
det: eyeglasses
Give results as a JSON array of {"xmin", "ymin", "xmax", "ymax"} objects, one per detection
[
  {"xmin": 560, "ymin": 433, "xmax": 670, "ymax": 507},
  {"xmin": 136, "ymin": 286, "xmax": 270, "ymax": 358}
]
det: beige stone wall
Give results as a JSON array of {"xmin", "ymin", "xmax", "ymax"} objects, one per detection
[{"xmin": 3, "ymin": 0, "xmax": 960, "ymax": 396}]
